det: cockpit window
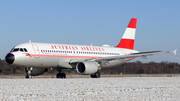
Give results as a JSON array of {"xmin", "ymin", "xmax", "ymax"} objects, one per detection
[
  {"xmin": 13, "ymin": 48, "xmax": 19, "ymax": 52},
  {"xmin": 24, "ymin": 48, "xmax": 28, "ymax": 52},
  {"xmin": 20, "ymin": 48, "xmax": 23, "ymax": 52},
  {"xmin": 11, "ymin": 48, "xmax": 28, "ymax": 52}
]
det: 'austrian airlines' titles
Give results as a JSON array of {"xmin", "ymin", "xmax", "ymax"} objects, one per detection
[{"xmin": 51, "ymin": 45, "xmax": 105, "ymax": 52}]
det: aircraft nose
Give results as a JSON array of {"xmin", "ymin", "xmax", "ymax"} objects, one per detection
[{"xmin": 5, "ymin": 53, "xmax": 14, "ymax": 64}]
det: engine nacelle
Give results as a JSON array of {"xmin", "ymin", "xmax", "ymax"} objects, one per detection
[
  {"xmin": 76, "ymin": 61, "xmax": 98, "ymax": 75},
  {"xmin": 24, "ymin": 68, "xmax": 48, "ymax": 76}
]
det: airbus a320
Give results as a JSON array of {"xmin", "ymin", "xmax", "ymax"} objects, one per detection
[{"xmin": 5, "ymin": 18, "xmax": 177, "ymax": 78}]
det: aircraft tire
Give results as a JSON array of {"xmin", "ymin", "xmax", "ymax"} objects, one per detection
[
  {"xmin": 95, "ymin": 72, "xmax": 100, "ymax": 78},
  {"xmin": 91, "ymin": 72, "xmax": 100, "ymax": 78},
  {"xmin": 61, "ymin": 73, "xmax": 66, "ymax": 78},
  {"xmin": 56, "ymin": 73, "xmax": 61, "ymax": 78},
  {"xmin": 25, "ymin": 75, "xmax": 29, "ymax": 78},
  {"xmin": 90, "ymin": 74, "xmax": 96, "ymax": 78},
  {"xmin": 56, "ymin": 73, "xmax": 66, "ymax": 78}
]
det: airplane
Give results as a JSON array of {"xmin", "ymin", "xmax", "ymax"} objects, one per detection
[{"xmin": 5, "ymin": 18, "xmax": 177, "ymax": 78}]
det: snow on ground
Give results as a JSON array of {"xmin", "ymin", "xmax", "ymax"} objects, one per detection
[{"xmin": 0, "ymin": 77, "xmax": 180, "ymax": 101}]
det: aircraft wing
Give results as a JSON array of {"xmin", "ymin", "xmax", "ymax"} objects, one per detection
[{"xmin": 87, "ymin": 49, "xmax": 177, "ymax": 65}]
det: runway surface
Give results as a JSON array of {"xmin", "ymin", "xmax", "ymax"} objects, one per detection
[{"xmin": 0, "ymin": 77, "xmax": 180, "ymax": 101}]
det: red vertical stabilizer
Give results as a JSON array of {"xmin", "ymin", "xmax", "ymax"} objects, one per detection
[{"xmin": 116, "ymin": 18, "xmax": 137, "ymax": 50}]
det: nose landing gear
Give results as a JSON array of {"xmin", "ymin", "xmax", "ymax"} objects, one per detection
[{"xmin": 25, "ymin": 67, "xmax": 33, "ymax": 79}]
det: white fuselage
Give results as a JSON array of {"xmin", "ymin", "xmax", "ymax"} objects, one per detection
[{"xmin": 10, "ymin": 43, "xmax": 139, "ymax": 69}]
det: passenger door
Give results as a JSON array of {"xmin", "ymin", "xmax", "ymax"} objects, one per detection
[{"xmin": 32, "ymin": 44, "xmax": 40, "ymax": 58}]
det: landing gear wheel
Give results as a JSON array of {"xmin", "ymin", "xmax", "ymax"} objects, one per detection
[
  {"xmin": 56, "ymin": 73, "xmax": 66, "ymax": 78},
  {"xmin": 61, "ymin": 73, "xmax": 66, "ymax": 78},
  {"xmin": 56, "ymin": 73, "xmax": 61, "ymax": 78},
  {"xmin": 25, "ymin": 75, "xmax": 29, "ymax": 78},
  {"xmin": 91, "ymin": 72, "xmax": 100, "ymax": 78},
  {"xmin": 91, "ymin": 74, "xmax": 95, "ymax": 78},
  {"xmin": 95, "ymin": 72, "xmax": 100, "ymax": 78}
]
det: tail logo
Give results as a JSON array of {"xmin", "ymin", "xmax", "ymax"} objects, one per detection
[{"xmin": 116, "ymin": 18, "xmax": 137, "ymax": 50}]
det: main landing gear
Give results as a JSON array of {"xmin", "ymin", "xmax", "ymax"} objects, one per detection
[
  {"xmin": 56, "ymin": 69, "xmax": 66, "ymax": 78},
  {"xmin": 56, "ymin": 73, "xmax": 66, "ymax": 78},
  {"xmin": 90, "ymin": 72, "xmax": 100, "ymax": 78}
]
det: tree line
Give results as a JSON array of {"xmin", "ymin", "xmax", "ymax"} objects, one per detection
[
  {"xmin": 0, "ymin": 59, "xmax": 179, "ymax": 75},
  {"xmin": 101, "ymin": 61, "xmax": 180, "ymax": 74}
]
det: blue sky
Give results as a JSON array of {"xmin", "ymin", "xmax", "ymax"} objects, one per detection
[{"xmin": 0, "ymin": 0, "xmax": 179, "ymax": 63}]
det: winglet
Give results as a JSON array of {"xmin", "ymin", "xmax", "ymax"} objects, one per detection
[{"xmin": 173, "ymin": 49, "xmax": 177, "ymax": 55}]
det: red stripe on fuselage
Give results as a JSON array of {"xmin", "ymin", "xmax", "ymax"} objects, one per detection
[
  {"xmin": 24, "ymin": 53, "xmax": 32, "ymax": 57},
  {"xmin": 30, "ymin": 54, "xmax": 102, "ymax": 58},
  {"xmin": 116, "ymin": 39, "xmax": 134, "ymax": 50},
  {"xmin": 10, "ymin": 52, "xmax": 101, "ymax": 58}
]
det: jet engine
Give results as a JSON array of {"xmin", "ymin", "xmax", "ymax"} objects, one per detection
[
  {"xmin": 24, "ymin": 68, "xmax": 48, "ymax": 76},
  {"xmin": 76, "ymin": 61, "xmax": 98, "ymax": 75}
]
